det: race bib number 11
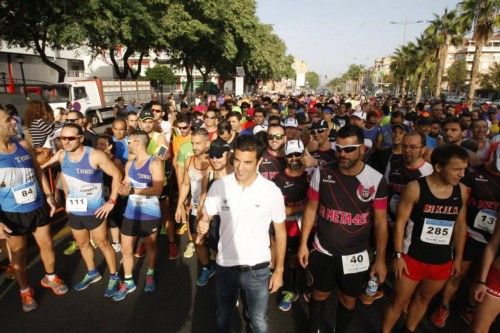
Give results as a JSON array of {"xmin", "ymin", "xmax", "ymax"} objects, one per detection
[{"xmin": 341, "ymin": 250, "xmax": 369, "ymax": 275}]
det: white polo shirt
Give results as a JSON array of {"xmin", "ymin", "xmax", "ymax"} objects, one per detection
[{"xmin": 205, "ymin": 173, "xmax": 286, "ymax": 267}]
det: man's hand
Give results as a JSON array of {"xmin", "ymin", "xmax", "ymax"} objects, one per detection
[
  {"xmin": 46, "ymin": 195, "xmax": 57, "ymax": 217},
  {"xmin": 451, "ymin": 260, "xmax": 462, "ymax": 278},
  {"xmin": 0, "ymin": 222, "xmax": 12, "ymax": 239},
  {"xmin": 95, "ymin": 202, "xmax": 115, "ymax": 220},
  {"xmin": 474, "ymin": 282, "xmax": 487, "ymax": 303},
  {"xmin": 297, "ymin": 243, "xmax": 310, "ymax": 268},
  {"xmin": 174, "ymin": 205, "xmax": 186, "ymax": 224},
  {"xmin": 393, "ymin": 258, "xmax": 408, "ymax": 280},
  {"xmin": 268, "ymin": 269, "xmax": 283, "ymax": 293},
  {"xmin": 370, "ymin": 258, "xmax": 387, "ymax": 284},
  {"xmin": 196, "ymin": 218, "xmax": 210, "ymax": 244},
  {"xmin": 118, "ymin": 181, "xmax": 131, "ymax": 196},
  {"xmin": 301, "ymin": 150, "xmax": 318, "ymax": 168}
]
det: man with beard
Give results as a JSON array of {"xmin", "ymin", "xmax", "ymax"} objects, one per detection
[
  {"xmin": 273, "ymin": 139, "xmax": 309, "ymax": 312},
  {"xmin": 175, "ymin": 128, "xmax": 214, "ymax": 286},
  {"xmin": 307, "ymin": 120, "xmax": 337, "ymax": 166},
  {"xmin": 443, "ymin": 118, "xmax": 463, "ymax": 145},
  {"xmin": 369, "ymin": 124, "xmax": 407, "ymax": 175},
  {"xmin": 298, "ymin": 125, "xmax": 388, "ymax": 333},
  {"xmin": 259, "ymin": 124, "xmax": 286, "ymax": 181}
]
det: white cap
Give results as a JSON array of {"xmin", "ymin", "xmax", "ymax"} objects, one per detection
[
  {"xmin": 351, "ymin": 111, "xmax": 366, "ymax": 121},
  {"xmin": 282, "ymin": 117, "xmax": 298, "ymax": 128},
  {"xmin": 285, "ymin": 139, "xmax": 305, "ymax": 155},
  {"xmin": 253, "ymin": 124, "xmax": 268, "ymax": 135}
]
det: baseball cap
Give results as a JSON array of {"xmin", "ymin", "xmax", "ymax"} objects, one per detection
[
  {"xmin": 208, "ymin": 138, "xmax": 231, "ymax": 159},
  {"xmin": 322, "ymin": 107, "xmax": 334, "ymax": 114},
  {"xmin": 310, "ymin": 120, "xmax": 329, "ymax": 130},
  {"xmin": 139, "ymin": 109, "xmax": 154, "ymax": 120},
  {"xmin": 253, "ymin": 124, "xmax": 268, "ymax": 135},
  {"xmin": 392, "ymin": 123, "xmax": 408, "ymax": 132},
  {"xmin": 191, "ymin": 118, "xmax": 205, "ymax": 130},
  {"xmin": 285, "ymin": 140, "xmax": 305, "ymax": 156},
  {"xmin": 351, "ymin": 111, "xmax": 366, "ymax": 120},
  {"xmin": 282, "ymin": 117, "xmax": 298, "ymax": 128}
]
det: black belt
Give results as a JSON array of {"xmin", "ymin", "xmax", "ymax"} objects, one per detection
[{"xmin": 227, "ymin": 261, "xmax": 270, "ymax": 272}]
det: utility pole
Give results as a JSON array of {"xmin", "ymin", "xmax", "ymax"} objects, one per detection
[{"xmin": 390, "ymin": 19, "xmax": 424, "ymax": 45}]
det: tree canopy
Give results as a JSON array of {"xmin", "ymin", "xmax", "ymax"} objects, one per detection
[{"xmin": 306, "ymin": 71, "xmax": 320, "ymax": 89}]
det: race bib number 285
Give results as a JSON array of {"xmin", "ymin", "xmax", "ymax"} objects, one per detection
[{"xmin": 420, "ymin": 218, "xmax": 454, "ymax": 245}]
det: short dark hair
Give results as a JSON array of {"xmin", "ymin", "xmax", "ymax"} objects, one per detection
[
  {"xmin": 431, "ymin": 118, "xmax": 442, "ymax": 126},
  {"xmin": 129, "ymin": 129, "xmax": 150, "ymax": 146},
  {"xmin": 430, "ymin": 144, "xmax": 468, "ymax": 167},
  {"xmin": 268, "ymin": 115, "xmax": 281, "ymax": 125},
  {"xmin": 235, "ymin": 134, "xmax": 265, "ymax": 160},
  {"xmin": 404, "ymin": 131, "xmax": 426, "ymax": 147},
  {"xmin": 176, "ymin": 113, "xmax": 191, "ymax": 125},
  {"xmin": 443, "ymin": 117, "xmax": 461, "ymax": 127},
  {"xmin": 228, "ymin": 111, "xmax": 242, "ymax": 121},
  {"xmin": 98, "ymin": 134, "xmax": 116, "ymax": 155},
  {"xmin": 192, "ymin": 127, "xmax": 209, "ymax": 138},
  {"xmin": 62, "ymin": 123, "xmax": 83, "ymax": 135},
  {"xmin": 267, "ymin": 124, "xmax": 285, "ymax": 133},
  {"xmin": 254, "ymin": 108, "xmax": 266, "ymax": 117},
  {"xmin": 68, "ymin": 111, "xmax": 84, "ymax": 120},
  {"xmin": 336, "ymin": 124, "xmax": 364, "ymax": 144},
  {"xmin": 391, "ymin": 110, "xmax": 404, "ymax": 120},
  {"xmin": 127, "ymin": 111, "xmax": 137, "ymax": 119},
  {"xmin": 416, "ymin": 117, "xmax": 431, "ymax": 127},
  {"xmin": 217, "ymin": 120, "xmax": 232, "ymax": 134}
]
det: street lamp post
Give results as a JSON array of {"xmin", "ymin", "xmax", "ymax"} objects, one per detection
[
  {"xmin": 389, "ymin": 19, "xmax": 424, "ymax": 45},
  {"xmin": 0, "ymin": 72, "xmax": 6, "ymax": 92},
  {"xmin": 16, "ymin": 55, "xmax": 27, "ymax": 97}
]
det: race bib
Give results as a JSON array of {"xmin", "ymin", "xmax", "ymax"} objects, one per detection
[
  {"xmin": 12, "ymin": 183, "xmax": 37, "ymax": 204},
  {"xmin": 130, "ymin": 195, "xmax": 146, "ymax": 207},
  {"xmin": 420, "ymin": 218, "xmax": 454, "ymax": 245},
  {"xmin": 474, "ymin": 209, "xmax": 497, "ymax": 234},
  {"xmin": 389, "ymin": 194, "xmax": 400, "ymax": 215},
  {"xmin": 66, "ymin": 197, "xmax": 88, "ymax": 212},
  {"xmin": 341, "ymin": 250, "xmax": 369, "ymax": 275}
]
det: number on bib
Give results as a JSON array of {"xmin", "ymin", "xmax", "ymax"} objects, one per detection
[
  {"xmin": 420, "ymin": 218, "xmax": 454, "ymax": 245},
  {"xmin": 12, "ymin": 183, "xmax": 37, "ymax": 204},
  {"xmin": 341, "ymin": 250, "xmax": 369, "ymax": 274},
  {"xmin": 66, "ymin": 197, "xmax": 88, "ymax": 212},
  {"xmin": 130, "ymin": 195, "xmax": 146, "ymax": 207},
  {"xmin": 474, "ymin": 209, "xmax": 496, "ymax": 234}
]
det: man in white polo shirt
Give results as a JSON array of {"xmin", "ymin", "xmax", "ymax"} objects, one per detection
[{"xmin": 197, "ymin": 135, "xmax": 287, "ymax": 333}]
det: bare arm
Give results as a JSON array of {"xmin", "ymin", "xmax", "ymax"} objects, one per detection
[
  {"xmin": 393, "ymin": 181, "xmax": 419, "ymax": 252},
  {"xmin": 372, "ymin": 207, "xmax": 389, "ymax": 283},
  {"xmin": 297, "ymin": 198, "xmax": 319, "ymax": 268},
  {"xmin": 452, "ymin": 184, "xmax": 469, "ymax": 264},
  {"xmin": 40, "ymin": 149, "xmax": 64, "ymax": 169},
  {"xmin": 92, "ymin": 149, "xmax": 123, "ymax": 219}
]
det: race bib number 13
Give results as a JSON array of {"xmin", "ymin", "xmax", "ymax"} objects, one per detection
[
  {"xmin": 420, "ymin": 218, "xmax": 454, "ymax": 245},
  {"xmin": 341, "ymin": 250, "xmax": 369, "ymax": 275}
]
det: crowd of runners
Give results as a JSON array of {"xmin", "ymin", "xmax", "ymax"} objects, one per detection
[{"xmin": 0, "ymin": 93, "xmax": 498, "ymax": 333}]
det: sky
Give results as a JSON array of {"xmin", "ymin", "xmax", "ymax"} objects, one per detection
[{"xmin": 256, "ymin": 0, "xmax": 461, "ymax": 81}]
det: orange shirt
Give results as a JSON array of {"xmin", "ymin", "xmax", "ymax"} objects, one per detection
[{"xmin": 172, "ymin": 134, "xmax": 191, "ymax": 160}]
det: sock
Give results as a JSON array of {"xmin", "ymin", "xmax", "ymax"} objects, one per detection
[
  {"xmin": 147, "ymin": 268, "xmax": 154, "ymax": 275},
  {"xmin": 45, "ymin": 273, "xmax": 55, "ymax": 281},
  {"xmin": 124, "ymin": 275, "xmax": 134, "ymax": 286},
  {"xmin": 20, "ymin": 287, "xmax": 30, "ymax": 294},
  {"xmin": 308, "ymin": 299, "xmax": 327, "ymax": 333},
  {"xmin": 335, "ymin": 303, "xmax": 355, "ymax": 333},
  {"xmin": 88, "ymin": 269, "xmax": 99, "ymax": 277},
  {"xmin": 110, "ymin": 272, "xmax": 120, "ymax": 280}
]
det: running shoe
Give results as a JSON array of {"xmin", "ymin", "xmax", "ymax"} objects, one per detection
[
  {"xmin": 169, "ymin": 242, "xmax": 179, "ymax": 260},
  {"xmin": 144, "ymin": 274, "xmax": 155, "ymax": 293},
  {"xmin": 176, "ymin": 223, "xmax": 188, "ymax": 235},
  {"xmin": 196, "ymin": 265, "xmax": 215, "ymax": 287},
  {"xmin": 430, "ymin": 305, "xmax": 449, "ymax": 328},
  {"xmin": 63, "ymin": 240, "xmax": 79, "ymax": 255},
  {"xmin": 183, "ymin": 242, "xmax": 195, "ymax": 258},
  {"xmin": 104, "ymin": 277, "xmax": 120, "ymax": 298},
  {"xmin": 111, "ymin": 242, "xmax": 121, "ymax": 253},
  {"xmin": 278, "ymin": 291, "xmax": 298, "ymax": 311},
  {"xmin": 41, "ymin": 275, "xmax": 69, "ymax": 295},
  {"xmin": 460, "ymin": 305, "xmax": 474, "ymax": 326},
  {"xmin": 20, "ymin": 287, "xmax": 38, "ymax": 312},
  {"xmin": 5, "ymin": 263, "xmax": 15, "ymax": 279},
  {"xmin": 359, "ymin": 290, "xmax": 384, "ymax": 305},
  {"xmin": 134, "ymin": 243, "xmax": 146, "ymax": 258},
  {"xmin": 73, "ymin": 272, "xmax": 102, "ymax": 291},
  {"xmin": 113, "ymin": 281, "xmax": 136, "ymax": 301}
]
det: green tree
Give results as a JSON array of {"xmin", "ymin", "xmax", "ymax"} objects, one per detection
[
  {"xmin": 345, "ymin": 64, "xmax": 366, "ymax": 93},
  {"xmin": 145, "ymin": 65, "xmax": 177, "ymax": 87},
  {"xmin": 446, "ymin": 59, "xmax": 468, "ymax": 94},
  {"xmin": 306, "ymin": 71, "xmax": 320, "ymax": 89},
  {"xmin": 0, "ymin": 0, "xmax": 87, "ymax": 82},
  {"xmin": 390, "ymin": 42, "xmax": 419, "ymax": 97},
  {"xmin": 414, "ymin": 33, "xmax": 437, "ymax": 101},
  {"xmin": 458, "ymin": 0, "xmax": 500, "ymax": 106},
  {"xmin": 479, "ymin": 62, "xmax": 500, "ymax": 91}
]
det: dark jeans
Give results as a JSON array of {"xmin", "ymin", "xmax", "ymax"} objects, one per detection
[{"xmin": 215, "ymin": 264, "xmax": 270, "ymax": 333}]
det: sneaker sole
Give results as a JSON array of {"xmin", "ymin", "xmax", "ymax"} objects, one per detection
[
  {"xmin": 278, "ymin": 305, "xmax": 292, "ymax": 312},
  {"xmin": 196, "ymin": 271, "xmax": 215, "ymax": 287},
  {"xmin": 73, "ymin": 275, "xmax": 102, "ymax": 291},
  {"xmin": 40, "ymin": 280, "xmax": 68, "ymax": 296},
  {"xmin": 113, "ymin": 286, "xmax": 137, "ymax": 302},
  {"xmin": 144, "ymin": 285, "xmax": 155, "ymax": 293}
]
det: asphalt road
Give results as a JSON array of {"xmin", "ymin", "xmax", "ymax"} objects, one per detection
[{"xmin": 0, "ymin": 222, "xmax": 497, "ymax": 333}]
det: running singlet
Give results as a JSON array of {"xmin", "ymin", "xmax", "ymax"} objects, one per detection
[
  {"xmin": 187, "ymin": 157, "xmax": 208, "ymax": 212},
  {"xmin": 273, "ymin": 170, "xmax": 309, "ymax": 237},
  {"xmin": 462, "ymin": 166, "xmax": 499, "ymax": 244},
  {"xmin": 385, "ymin": 156, "xmax": 433, "ymax": 220},
  {"xmin": 124, "ymin": 157, "xmax": 161, "ymax": 220},
  {"xmin": 61, "ymin": 147, "xmax": 105, "ymax": 216},
  {"xmin": 308, "ymin": 163, "xmax": 388, "ymax": 255},
  {"xmin": 403, "ymin": 177, "xmax": 462, "ymax": 264},
  {"xmin": 310, "ymin": 148, "xmax": 337, "ymax": 165},
  {"xmin": 0, "ymin": 140, "xmax": 44, "ymax": 212},
  {"xmin": 259, "ymin": 149, "xmax": 286, "ymax": 181}
]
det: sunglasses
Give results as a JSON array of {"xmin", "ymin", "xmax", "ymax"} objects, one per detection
[
  {"xmin": 66, "ymin": 119, "xmax": 79, "ymax": 123},
  {"xmin": 178, "ymin": 125, "xmax": 190, "ymax": 130},
  {"xmin": 267, "ymin": 134, "xmax": 285, "ymax": 141},
  {"xmin": 209, "ymin": 152, "xmax": 225, "ymax": 159},
  {"xmin": 311, "ymin": 128, "xmax": 327, "ymax": 135},
  {"xmin": 334, "ymin": 144, "xmax": 361, "ymax": 154},
  {"xmin": 204, "ymin": 116, "xmax": 216, "ymax": 120},
  {"xmin": 286, "ymin": 152, "xmax": 302, "ymax": 158},
  {"xmin": 60, "ymin": 136, "xmax": 81, "ymax": 142}
]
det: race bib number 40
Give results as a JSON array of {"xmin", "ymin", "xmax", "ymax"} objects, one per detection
[
  {"xmin": 420, "ymin": 218, "xmax": 454, "ymax": 245},
  {"xmin": 66, "ymin": 197, "xmax": 88, "ymax": 212},
  {"xmin": 474, "ymin": 209, "xmax": 496, "ymax": 234},
  {"xmin": 341, "ymin": 250, "xmax": 369, "ymax": 275},
  {"xmin": 12, "ymin": 183, "xmax": 37, "ymax": 204}
]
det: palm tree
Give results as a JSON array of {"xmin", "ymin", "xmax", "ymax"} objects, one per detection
[
  {"xmin": 414, "ymin": 33, "xmax": 437, "ymax": 102},
  {"xmin": 390, "ymin": 42, "xmax": 419, "ymax": 97},
  {"xmin": 425, "ymin": 8, "xmax": 463, "ymax": 98},
  {"xmin": 458, "ymin": 0, "xmax": 500, "ymax": 106}
]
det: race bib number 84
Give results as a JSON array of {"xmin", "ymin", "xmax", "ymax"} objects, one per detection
[
  {"xmin": 420, "ymin": 218, "xmax": 454, "ymax": 245},
  {"xmin": 341, "ymin": 250, "xmax": 369, "ymax": 275},
  {"xmin": 12, "ymin": 183, "xmax": 37, "ymax": 204}
]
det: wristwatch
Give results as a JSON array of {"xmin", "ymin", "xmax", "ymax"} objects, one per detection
[{"xmin": 393, "ymin": 251, "xmax": 403, "ymax": 259}]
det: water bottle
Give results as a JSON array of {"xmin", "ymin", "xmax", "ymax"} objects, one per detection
[{"xmin": 365, "ymin": 276, "xmax": 378, "ymax": 297}]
